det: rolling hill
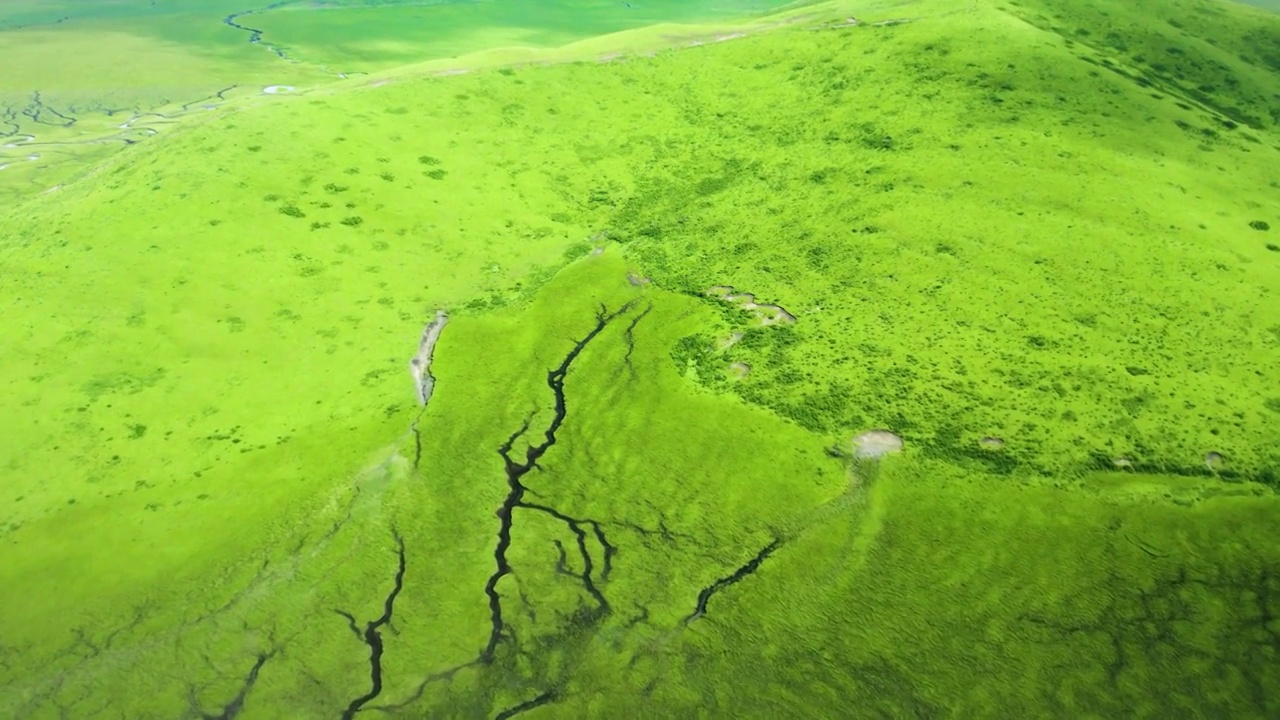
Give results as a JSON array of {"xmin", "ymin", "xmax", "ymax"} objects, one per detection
[{"xmin": 1, "ymin": 0, "xmax": 1278, "ymax": 717}]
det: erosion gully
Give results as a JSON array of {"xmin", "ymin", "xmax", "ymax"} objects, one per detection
[{"xmin": 66, "ymin": 298, "xmax": 794, "ymax": 718}]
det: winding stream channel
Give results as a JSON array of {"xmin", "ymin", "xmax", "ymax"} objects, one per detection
[{"xmin": 222, "ymin": 2, "xmax": 299, "ymax": 63}]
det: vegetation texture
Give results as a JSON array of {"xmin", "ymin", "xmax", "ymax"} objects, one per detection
[{"xmin": 1, "ymin": 0, "xmax": 1279, "ymax": 717}]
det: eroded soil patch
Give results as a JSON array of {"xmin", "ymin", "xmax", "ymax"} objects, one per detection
[{"xmin": 705, "ymin": 285, "xmax": 796, "ymax": 326}]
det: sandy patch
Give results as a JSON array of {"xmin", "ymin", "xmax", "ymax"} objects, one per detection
[
  {"xmin": 853, "ymin": 430, "xmax": 904, "ymax": 459},
  {"xmin": 812, "ymin": 17, "xmax": 860, "ymax": 30},
  {"xmin": 263, "ymin": 85, "xmax": 296, "ymax": 94},
  {"xmin": 979, "ymin": 437, "xmax": 1005, "ymax": 449},
  {"xmin": 707, "ymin": 285, "xmax": 797, "ymax": 325}
]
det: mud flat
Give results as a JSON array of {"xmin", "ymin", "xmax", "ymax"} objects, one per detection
[{"xmin": 410, "ymin": 310, "xmax": 449, "ymax": 406}]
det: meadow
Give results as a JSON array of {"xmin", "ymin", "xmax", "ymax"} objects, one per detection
[{"xmin": 1, "ymin": 0, "xmax": 1279, "ymax": 717}]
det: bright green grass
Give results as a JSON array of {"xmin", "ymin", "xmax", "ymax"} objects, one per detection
[
  {"xmin": 647, "ymin": 459, "xmax": 1280, "ymax": 718},
  {"xmin": 603, "ymin": 1, "xmax": 1280, "ymax": 477},
  {"xmin": 0, "ymin": 251, "xmax": 848, "ymax": 717},
  {"xmin": 0, "ymin": 0, "xmax": 804, "ymax": 204},
  {"xmin": 2, "ymin": 0, "xmax": 1280, "ymax": 716},
  {"xmin": 6, "ymin": 249, "xmax": 1276, "ymax": 717},
  {"xmin": 251, "ymin": 0, "xmax": 797, "ymax": 71},
  {"xmin": 0, "ymin": 1, "xmax": 253, "ymax": 28},
  {"xmin": 1005, "ymin": 0, "xmax": 1280, "ymax": 130},
  {"xmin": 1239, "ymin": 0, "xmax": 1280, "ymax": 10}
]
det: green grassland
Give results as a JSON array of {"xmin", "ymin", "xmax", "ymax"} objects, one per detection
[
  {"xmin": 0, "ymin": 0, "xmax": 803, "ymax": 204},
  {"xmin": 2, "ymin": 0, "xmax": 1280, "ymax": 717},
  {"xmin": 248, "ymin": 0, "xmax": 795, "ymax": 71}
]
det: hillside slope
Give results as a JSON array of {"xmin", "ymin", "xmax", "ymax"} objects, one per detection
[{"xmin": 1, "ymin": 0, "xmax": 1278, "ymax": 717}]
